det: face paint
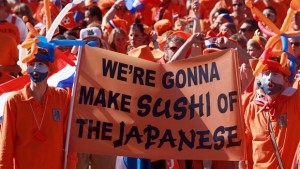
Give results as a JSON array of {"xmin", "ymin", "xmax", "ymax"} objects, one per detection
[
  {"xmin": 27, "ymin": 62, "xmax": 49, "ymax": 83},
  {"xmin": 260, "ymin": 70, "xmax": 285, "ymax": 95}
]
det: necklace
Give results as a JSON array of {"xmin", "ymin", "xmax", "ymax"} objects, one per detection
[{"xmin": 29, "ymin": 97, "xmax": 48, "ymax": 142}]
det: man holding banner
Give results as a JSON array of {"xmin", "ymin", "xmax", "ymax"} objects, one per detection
[{"xmin": 0, "ymin": 48, "xmax": 76, "ymax": 169}]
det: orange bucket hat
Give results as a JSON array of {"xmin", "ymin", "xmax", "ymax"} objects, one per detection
[
  {"xmin": 128, "ymin": 45, "xmax": 164, "ymax": 62},
  {"xmin": 154, "ymin": 19, "xmax": 173, "ymax": 36}
]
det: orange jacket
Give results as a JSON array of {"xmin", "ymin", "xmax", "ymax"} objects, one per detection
[
  {"xmin": 0, "ymin": 84, "xmax": 73, "ymax": 169},
  {"xmin": 244, "ymin": 88, "xmax": 300, "ymax": 169}
]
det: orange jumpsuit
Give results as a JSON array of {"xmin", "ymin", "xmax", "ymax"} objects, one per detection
[
  {"xmin": 244, "ymin": 88, "xmax": 300, "ymax": 169},
  {"xmin": 0, "ymin": 84, "xmax": 70, "ymax": 169}
]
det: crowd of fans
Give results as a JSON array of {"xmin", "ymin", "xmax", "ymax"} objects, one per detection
[{"xmin": 0, "ymin": 0, "xmax": 300, "ymax": 168}]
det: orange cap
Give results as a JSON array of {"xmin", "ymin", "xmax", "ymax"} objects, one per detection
[{"xmin": 154, "ymin": 19, "xmax": 173, "ymax": 36}]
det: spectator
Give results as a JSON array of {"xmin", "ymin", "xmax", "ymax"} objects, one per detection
[
  {"xmin": 0, "ymin": 48, "xmax": 76, "ymax": 169},
  {"xmin": 84, "ymin": 5, "xmax": 102, "ymax": 25},
  {"xmin": 13, "ymin": 3, "xmax": 35, "ymax": 26},
  {"xmin": 219, "ymin": 22, "xmax": 237, "ymax": 36},
  {"xmin": 107, "ymin": 28, "xmax": 128, "ymax": 54},
  {"xmin": 239, "ymin": 19, "xmax": 258, "ymax": 41},
  {"xmin": 230, "ymin": 0, "xmax": 248, "ymax": 29},
  {"xmin": 128, "ymin": 22, "xmax": 150, "ymax": 51},
  {"xmin": 0, "ymin": 0, "xmax": 28, "ymax": 43},
  {"xmin": 244, "ymin": 56, "xmax": 300, "ymax": 168}
]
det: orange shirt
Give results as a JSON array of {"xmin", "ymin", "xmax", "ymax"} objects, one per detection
[
  {"xmin": 0, "ymin": 84, "xmax": 70, "ymax": 169},
  {"xmin": 244, "ymin": 88, "xmax": 300, "ymax": 169},
  {"xmin": 0, "ymin": 33, "xmax": 18, "ymax": 66}
]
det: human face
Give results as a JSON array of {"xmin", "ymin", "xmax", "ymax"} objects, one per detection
[
  {"xmin": 247, "ymin": 44, "xmax": 260, "ymax": 59},
  {"xmin": 239, "ymin": 23, "xmax": 252, "ymax": 40},
  {"xmin": 220, "ymin": 24, "xmax": 234, "ymax": 36},
  {"xmin": 164, "ymin": 41, "xmax": 182, "ymax": 61},
  {"xmin": 84, "ymin": 10, "xmax": 96, "ymax": 25},
  {"xmin": 260, "ymin": 70, "xmax": 285, "ymax": 95},
  {"xmin": 232, "ymin": 0, "xmax": 244, "ymax": 14},
  {"xmin": 289, "ymin": 38, "xmax": 300, "ymax": 58},
  {"xmin": 27, "ymin": 61, "xmax": 49, "ymax": 83},
  {"xmin": 114, "ymin": 33, "xmax": 127, "ymax": 49},
  {"xmin": 263, "ymin": 9, "xmax": 276, "ymax": 22},
  {"xmin": 129, "ymin": 27, "xmax": 146, "ymax": 48}
]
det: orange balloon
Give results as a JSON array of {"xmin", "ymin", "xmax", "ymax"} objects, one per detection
[
  {"xmin": 251, "ymin": 7, "xmax": 281, "ymax": 34},
  {"xmin": 44, "ymin": 0, "xmax": 52, "ymax": 32},
  {"xmin": 290, "ymin": 0, "xmax": 300, "ymax": 11},
  {"xmin": 265, "ymin": 34, "xmax": 280, "ymax": 49},
  {"xmin": 280, "ymin": 8, "xmax": 294, "ymax": 32}
]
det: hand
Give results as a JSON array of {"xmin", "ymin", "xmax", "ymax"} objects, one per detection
[
  {"xmin": 192, "ymin": 0, "xmax": 200, "ymax": 14},
  {"xmin": 150, "ymin": 31, "xmax": 158, "ymax": 42},
  {"xmin": 114, "ymin": 0, "xmax": 124, "ymax": 7},
  {"xmin": 190, "ymin": 32, "xmax": 206, "ymax": 46},
  {"xmin": 215, "ymin": 36, "xmax": 230, "ymax": 48}
]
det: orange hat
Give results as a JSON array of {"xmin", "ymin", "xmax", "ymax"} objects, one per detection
[
  {"xmin": 60, "ymin": 12, "xmax": 79, "ymax": 30},
  {"xmin": 158, "ymin": 31, "xmax": 192, "ymax": 50},
  {"xmin": 202, "ymin": 48, "xmax": 223, "ymax": 55},
  {"xmin": 128, "ymin": 45, "xmax": 164, "ymax": 62},
  {"xmin": 104, "ymin": 18, "xmax": 128, "ymax": 34},
  {"xmin": 98, "ymin": 0, "xmax": 114, "ymax": 12},
  {"xmin": 154, "ymin": 19, "xmax": 173, "ymax": 36},
  {"xmin": 252, "ymin": 48, "xmax": 291, "ymax": 77}
]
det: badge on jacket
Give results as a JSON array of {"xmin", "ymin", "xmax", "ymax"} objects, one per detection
[
  {"xmin": 52, "ymin": 109, "xmax": 62, "ymax": 122},
  {"xmin": 278, "ymin": 113, "xmax": 287, "ymax": 128}
]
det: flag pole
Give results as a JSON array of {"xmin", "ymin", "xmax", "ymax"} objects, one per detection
[{"xmin": 64, "ymin": 46, "xmax": 84, "ymax": 169}]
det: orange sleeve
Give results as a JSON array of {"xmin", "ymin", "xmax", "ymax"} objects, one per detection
[
  {"xmin": 0, "ymin": 94, "xmax": 17, "ymax": 168},
  {"xmin": 244, "ymin": 103, "xmax": 254, "ymax": 169}
]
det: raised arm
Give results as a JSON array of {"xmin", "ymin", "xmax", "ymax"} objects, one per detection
[{"xmin": 102, "ymin": 0, "xmax": 124, "ymax": 26}]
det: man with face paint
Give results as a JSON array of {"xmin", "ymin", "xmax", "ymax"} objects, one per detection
[
  {"xmin": 0, "ymin": 48, "xmax": 76, "ymax": 169},
  {"xmin": 243, "ymin": 57, "xmax": 300, "ymax": 169}
]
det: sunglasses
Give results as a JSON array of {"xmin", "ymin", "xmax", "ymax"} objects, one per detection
[
  {"xmin": 232, "ymin": 3, "xmax": 243, "ymax": 7},
  {"xmin": 168, "ymin": 46, "xmax": 179, "ymax": 51},
  {"xmin": 290, "ymin": 42, "xmax": 300, "ymax": 47},
  {"xmin": 263, "ymin": 13, "xmax": 276, "ymax": 17},
  {"xmin": 240, "ymin": 27, "xmax": 251, "ymax": 32}
]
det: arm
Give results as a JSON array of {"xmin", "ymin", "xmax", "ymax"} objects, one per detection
[
  {"xmin": 0, "ymin": 97, "xmax": 17, "ymax": 168},
  {"xmin": 190, "ymin": 0, "xmax": 204, "ymax": 57},
  {"xmin": 192, "ymin": 0, "xmax": 201, "ymax": 34},
  {"xmin": 216, "ymin": 37, "xmax": 252, "ymax": 64},
  {"xmin": 209, "ymin": 2, "xmax": 220, "ymax": 25},
  {"xmin": 102, "ymin": 0, "xmax": 124, "ymax": 26},
  {"xmin": 150, "ymin": 31, "xmax": 160, "ymax": 50},
  {"xmin": 168, "ymin": 33, "xmax": 203, "ymax": 63}
]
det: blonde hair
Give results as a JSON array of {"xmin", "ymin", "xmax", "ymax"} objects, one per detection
[{"xmin": 108, "ymin": 28, "xmax": 127, "ymax": 52}]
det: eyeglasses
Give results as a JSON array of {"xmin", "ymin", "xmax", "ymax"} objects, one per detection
[
  {"xmin": 232, "ymin": 3, "xmax": 243, "ymax": 7},
  {"xmin": 290, "ymin": 42, "xmax": 300, "ymax": 47},
  {"xmin": 168, "ymin": 46, "xmax": 179, "ymax": 51},
  {"xmin": 263, "ymin": 13, "xmax": 276, "ymax": 17},
  {"xmin": 240, "ymin": 27, "xmax": 251, "ymax": 32}
]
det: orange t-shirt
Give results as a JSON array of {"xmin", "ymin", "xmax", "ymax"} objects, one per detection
[
  {"xmin": 0, "ymin": 84, "xmax": 70, "ymax": 169},
  {"xmin": 0, "ymin": 33, "xmax": 18, "ymax": 66},
  {"xmin": 244, "ymin": 88, "xmax": 300, "ymax": 169}
]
